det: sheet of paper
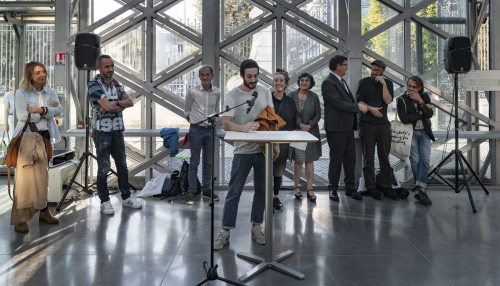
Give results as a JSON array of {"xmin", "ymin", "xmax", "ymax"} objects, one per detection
[{"xmin": 290, "ymin": 142, "xmax": 307, "ymax": 151}]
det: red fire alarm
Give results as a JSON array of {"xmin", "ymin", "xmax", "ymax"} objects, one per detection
[{"xmin": 77, "ymin": 122, "xmax": 84, "ymax": 129}]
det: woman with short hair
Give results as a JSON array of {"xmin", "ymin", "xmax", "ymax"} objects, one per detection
[
  {"xmin": 290, "ymin": 73, "xmax": 322, "ymax": 202},
  {"xmin": 11, "ymin": 61, "xmax": 62, "ymax": 233}
]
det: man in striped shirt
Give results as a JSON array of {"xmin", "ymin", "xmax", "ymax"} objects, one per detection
[{"xmin": 184, "ymin": 65, "xmax": 221, "ymax": 205}]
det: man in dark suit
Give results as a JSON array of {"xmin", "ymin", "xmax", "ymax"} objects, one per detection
[{"xmin": 321, "ymin": 55, "xmax": 368, "ymax": 201}]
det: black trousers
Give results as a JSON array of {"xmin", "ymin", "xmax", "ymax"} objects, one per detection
[
  {"xmin": 326, "ymin": 131, "xmax": 356, "ymax": 192},
  {"xmin": 359, "ymin": 122, "xmax": 392, "ymax": 189}
]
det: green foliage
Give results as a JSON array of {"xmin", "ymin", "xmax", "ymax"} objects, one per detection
[
  {"xmin": 414, "ymin": 3, "xmax": 438, "ymax": 74},
  {"xmin": 362, "ymin": 1, "xmax": 439, "ymax": 77},
  {"xmin": 362, "ymin": 0, "xmax": 390, "ymax": 57}
]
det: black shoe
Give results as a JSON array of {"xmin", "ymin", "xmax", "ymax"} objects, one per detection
[
  {"xmin": 414, "ymin": 190, "xmax": 432, "ymax": 205},
  {"xmin": 273, "ymin": 197, "xmax": 284, "ymax": 210},
  {"xmin": 185, "ymin": 192, "xmax": 195, "ymax": 205},
  {"xmin": 202, "ymin": 190, "xmax": 219, "ymax": 201},
  {"xmin": 367, "ymin": 188, "xmax": 383, "ymax": 200},
  {"xmin": 329, "ymin": 190, "xmax": 340, "ymax": 201},
  {"xmin": 380, "ymin": 187, "xmax": 400, "ymax": 201},
  {"xmin": 345, "ymin": 190, "xmax": 362, "ymax": 200},
  {"xmin": 307, "ymin": 190, "xmax": 317, "ymax": 202}
]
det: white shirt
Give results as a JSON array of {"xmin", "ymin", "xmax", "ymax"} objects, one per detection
[
  {"xmin": 331, "ymin": 71, "xmax": 349, "ymax": 91},
  {"xmin": 184, "ymin": 84, "xmax": 220, "ymax": 126}
]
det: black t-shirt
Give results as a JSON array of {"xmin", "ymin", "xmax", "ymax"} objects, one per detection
[
  {"xmin": 356, "ymin": 77, "xmax": 394, "ymax": 124},
  {"xmin": 272, "ymin": 92, "xmax": 296, "ymax": 132}
]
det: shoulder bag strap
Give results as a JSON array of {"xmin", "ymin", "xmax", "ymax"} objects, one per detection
[
  {"xmin": 21, "ymin": 113, "xmax": 31, "ymax": 133},
  {"xmin": 7, "ymin": 167, "xmax": 13, "ymax": 201}
]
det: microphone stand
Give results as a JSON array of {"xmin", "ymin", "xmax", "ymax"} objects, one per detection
[{"xmin": 194, "ymin": 101, "xmax": 250, "ymax": 286}]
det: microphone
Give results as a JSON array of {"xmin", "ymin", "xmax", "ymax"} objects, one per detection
[{"xmin": 246, "ymin": 91, "xmax": 258, "ymax": 114}]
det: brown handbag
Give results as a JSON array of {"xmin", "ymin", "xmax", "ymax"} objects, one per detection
[{"xmin": 5, "ymin": 114, "xmax": 53, "ymax": 200}]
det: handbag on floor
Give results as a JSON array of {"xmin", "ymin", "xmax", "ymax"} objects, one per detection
[{"xmin": 390, "ymin": 97, "xmax": 413, "ymax": 156}]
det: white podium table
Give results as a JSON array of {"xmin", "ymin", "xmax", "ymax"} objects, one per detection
[{"xmin": 224, "ymin": 131, "xmax": 318, "ymax": 282}]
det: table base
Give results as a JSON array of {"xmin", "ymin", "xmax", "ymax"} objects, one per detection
[{"xmin": 237, "ymin": 250, "xmax": 305, "ymax": 282}]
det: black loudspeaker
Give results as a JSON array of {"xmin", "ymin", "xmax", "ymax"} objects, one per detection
[
  {"xmin": 444, "ymin": 36, "xmax": 471, "ymax": 74},
  {"xmin": 74, "ymin": 33, "xmax": 101, "ymax": 70}
]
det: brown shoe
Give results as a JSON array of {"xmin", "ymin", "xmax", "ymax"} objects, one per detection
[
  {"xmin": 39, "ymin": 209, "xmax": 59, "ymax": 224},
  {"xmin": 15, "ymin": 223, "xmax": 29, "ymax": 233}
]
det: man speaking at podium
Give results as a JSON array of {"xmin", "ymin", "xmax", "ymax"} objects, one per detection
[{"xmin": 214, "ymin": 59, "xmax": 279, "ymax": 250}]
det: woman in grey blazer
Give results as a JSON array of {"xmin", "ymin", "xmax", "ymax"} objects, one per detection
[{"xmin": 290, "ymin": 73, "xmax": 322, "ymax": 202}]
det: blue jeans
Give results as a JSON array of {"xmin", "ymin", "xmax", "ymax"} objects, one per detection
[
  {"xmin": 222, "ymin": 153, "xmax": 266, "ymax": 229},
  {"xmin": 188, "ymin": 126, "xmax": 216, "ymax": 193},
  {"xmin": 92, "ymin": 131, "xmax": 131, "ymax": 203},
  {"xmin": 410, "ymin": 130, "xmax": 431, "ymax": 188}
]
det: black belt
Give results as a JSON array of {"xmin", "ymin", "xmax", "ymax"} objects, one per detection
[{"xmin": 190, "ymin": 124, "xmax": 212, "ymax": 129}]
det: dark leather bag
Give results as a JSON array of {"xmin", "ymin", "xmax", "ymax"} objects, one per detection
[{"xmin": 5, "ymin": 114, "xmax": 53, "ymax": 200}]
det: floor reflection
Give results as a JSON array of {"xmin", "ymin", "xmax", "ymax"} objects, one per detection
[{"xmin": 0, "ymin": 186, "xmax": 496, "ymax": 286}]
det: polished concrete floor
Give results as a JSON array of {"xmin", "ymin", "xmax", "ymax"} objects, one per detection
[{"xmin": 0, "ymin": 179, "xmax": 496, "ymax": 286}]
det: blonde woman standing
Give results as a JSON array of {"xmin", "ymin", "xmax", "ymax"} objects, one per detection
[{"xmin": 11, "ymin": 61, "xmax": 62, "ymax": 233}]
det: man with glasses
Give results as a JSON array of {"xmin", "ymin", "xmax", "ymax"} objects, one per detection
[
  {"xmin": 356, "ymin": 60, "xmax": 398, "ymax": 200},
  {"xmin": 322, "ymin": 55, "xmax": 367, "ymax": 202},
  {"xmin": 184, "ymin": 65, "xmax": 221, "ymax": 204}
]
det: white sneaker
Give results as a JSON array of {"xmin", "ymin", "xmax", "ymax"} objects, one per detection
[
  {"xmin": 101, "ymin": 201, "xmax": 115, "ymax": 215},
  {"xmin": 122, "ymin": 197, "xmax": 142, "ymax": 209},
  {"xmin": 251, "ymin": 225, "xmax": 265, "ymax": 245},
  {"xmin": 214, "ymin": 229, "xmax": 230, "ymax": 250}
]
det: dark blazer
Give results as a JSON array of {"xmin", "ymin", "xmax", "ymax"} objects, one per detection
[
  {"xmin": 289, "ymin": 89, "xmax": 322, "ymax": 161},
  {"xmin": 397, "ymin": 92, "xmax": 435, "ymax": 141},
  {"xmin": 321, "ymin": 73, "xmax": 360, "ymax": 132}
]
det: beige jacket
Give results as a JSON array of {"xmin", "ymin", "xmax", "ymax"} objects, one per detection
[{"xmin": 10, "ymin": 132, "xmax": 49, "ymax": 225}]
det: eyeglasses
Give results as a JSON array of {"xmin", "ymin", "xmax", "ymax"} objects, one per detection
[
  {"xmin": 199, "ymin": 74, "xmax": 212, "ymax": 78},
  {"xmin": 340, "ymin": 63, "xmax": 348, "ymax": 66}
]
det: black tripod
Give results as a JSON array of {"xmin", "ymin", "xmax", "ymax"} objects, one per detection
[
  {"xmin": 427, "ymin": 73, "xmax": 489, "ymax": 212},
  {"xmin": 56, "ymin": 70, "xmax": 136, "ymax": 211},
  {"xmin": 194, "ymin": 101, "xmax": 251, "ymax": 286}
]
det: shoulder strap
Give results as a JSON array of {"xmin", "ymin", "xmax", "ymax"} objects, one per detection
[
  {"xmin": 395, "ymin": 96, "xmax": 408, "ymax": 122},
  {"xmin": 7, "ymin": 167, "xmax": 13, "ymax": 201}
]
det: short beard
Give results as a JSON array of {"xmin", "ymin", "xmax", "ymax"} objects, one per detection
[{"xmin": 243, "ymin": 79, "xmax": 257, "ymax": 89}]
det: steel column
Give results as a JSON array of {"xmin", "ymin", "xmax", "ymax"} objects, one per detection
[
  {"xmin": 202, "ymin": 0, "xmax": 220, "ymax": 85},
  {"xmin": 54, "ymin": 0, "xmax": 71, "ymax": 130},
  {"xmin": 77, "ymin": 0, "xmax": 89, "ymax": 129},
  {"xmin": 490, "ymin": 0, "xmax": 500, "ymax": 185}
]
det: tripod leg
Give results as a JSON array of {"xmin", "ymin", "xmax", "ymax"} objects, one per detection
[
  {"xmin": 459, "ymin": 152, "xmax": 489, "ymax": 195},
  {"xmin": 427, "ymin": 151, "xmax": 454, "ymax": 178},
  {"xmin": 458, "ymin": 156, "xmax": 476, "ymax": 213},
  {"xmin": 56, "ymin": 152, "xmax": 87, "ymax": 211},
  {"xmin": 88, "ymin": 152, "xmax": 138, "ymax": 191}
]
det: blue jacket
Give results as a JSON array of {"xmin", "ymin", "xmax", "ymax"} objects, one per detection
[
  {"xmin": 14, "ymin": 87, "xmax": 62, "ymax": 144},
  {"xmin": 160, "ymin": 127, "xmax": 179, "ymax": 157}
]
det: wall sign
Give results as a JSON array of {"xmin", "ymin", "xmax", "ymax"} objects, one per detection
[{"xmin": 55, "ymin": 52, "xmax": 66, "ymax": 66}]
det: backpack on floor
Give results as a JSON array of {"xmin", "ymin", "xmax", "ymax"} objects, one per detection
[
  {"xmin": 157, "ymin": 161, "xmax": 202, "ymax": 201},
  {"xmin": 179, "ymin": 160, "xmax": 202, "ymax": 196}
]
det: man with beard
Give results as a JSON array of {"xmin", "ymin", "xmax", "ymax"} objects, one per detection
[
  {"xmin": 213, "ymin": 59, "xmax": 279, "ymax": 250},
  {"xmin": 356, "ymin": 60, "xmax": 398, "ymax": 200},
  {"xmin": 88, "ymin": 55, "xmax": 142, "ymax": 214}
]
